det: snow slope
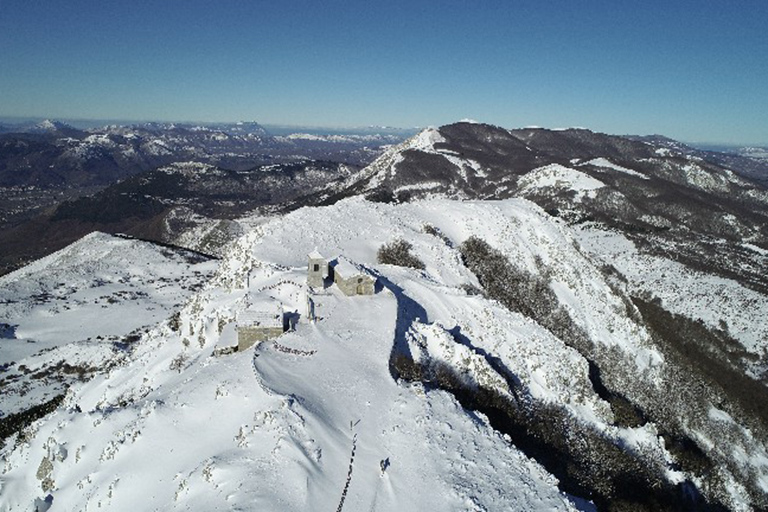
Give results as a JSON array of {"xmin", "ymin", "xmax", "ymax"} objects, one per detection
[
  {"xmin": 573, "ymin": 226, "xmax": 768, "ymax": 361},
  {"xmin": 361, "ymin": 128, "xmax": 448, "ymax": 190},
  {"xmin": 0, "ymin": 233, "xmax": 216, "ymax": 416},
  {"xmin": 579, "ymin": 158, "xmax": 649, "ymax": 179},
  {"xmin": 0, "ymin": 233, "xmax": 215, "ymax": 366},
  {"xmin": 517, "ymin": 164, "xmax": 606, "ymax": 202},
  {"xmin": 0, "ymin": 199, "xmax": 584, "ymax": 511},
  {"xmin": 2, "ymin": 196, "xmax": 766, "ymax": 511}
]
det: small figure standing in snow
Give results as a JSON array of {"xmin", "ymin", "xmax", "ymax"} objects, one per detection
[
  {"xmin": 307, "ymin": 296, "xmax": 315, "ymax": 323},
  {"xmin": 379, "ymin": 457, "xmax": 390, "ymax": 476}
]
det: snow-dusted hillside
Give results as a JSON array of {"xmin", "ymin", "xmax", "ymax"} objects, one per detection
[
  {"xmin": 518, "ymin": 164, "xmax": 607, "ymax": 202},
  {"xmin": 3, "ymin": 195, "xmax": 767, "ymax": 511},
  {"xmin": 574, "ymin": 226, "xmax": 768, "ymax": 361},
  {"xmin": 739, "ymin": 146, "xmax": 768, "ymax": 163},
  {"xmin": 0, "ymin": 233, "xmax": 216, "ymax": 417}
]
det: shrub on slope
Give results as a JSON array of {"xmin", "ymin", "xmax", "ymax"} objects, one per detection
[{"xmin": 377, "ymin": 239, "xmax": 426, "ymax": 270}]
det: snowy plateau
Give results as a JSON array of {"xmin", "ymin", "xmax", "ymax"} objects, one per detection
[{"xmin": 1, "ymin": 123, "xmax": 768, "ymax": 511}]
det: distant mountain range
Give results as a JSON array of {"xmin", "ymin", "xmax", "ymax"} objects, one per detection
[
  {"xmin": 0, "ymin": 159, "xmax": 357, "ymax": 274},
  {"xmin": 2, "ymin": 121, "xmax": 767, "ymax": 278},
  {"xmin": 0, "ymin": 120, "xmax": 411, "ymax": 242},
  {"xmin": 0, "ymin": 119, "xmax": 406, "ymax": 190}
]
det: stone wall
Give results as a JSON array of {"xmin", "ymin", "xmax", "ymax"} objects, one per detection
[
  {"xmin": 237, "ymin": 326, "xmax": 284, "ymax": 351},
  {"xmin": 359, "ymin": 280, "xmax": 375, "ymax": 295},
  {"xmin": 335, "ymin": 274, "xmax": 375, "ymax": 296}
]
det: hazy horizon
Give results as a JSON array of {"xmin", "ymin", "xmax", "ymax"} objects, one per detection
[
  {"xmin": 2, "ymin": 114, "xmax": 765, "ymax": 149},
  {"xmin": 2, "ymin": 1, "xmax": 767, "ymax": 146}
]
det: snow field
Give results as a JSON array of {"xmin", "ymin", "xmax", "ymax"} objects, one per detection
[
  {"xmin": 0, "ymin": 232, "xmax": 216, "ymax": 366},
  {"xmin": 0, "ymin": 232, "xmax": 216, "ymax": 419},
  {"xmin": 4, "ymin": 194, "xmax": 767, "ymax": 510}
]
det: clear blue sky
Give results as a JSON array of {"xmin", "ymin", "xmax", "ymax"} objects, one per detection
[{"xmin": 1, "ymin": 0, "xmax": 766, "ymax": 145}]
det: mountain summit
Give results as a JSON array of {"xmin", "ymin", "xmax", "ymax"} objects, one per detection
[{"xmin": 1, "ymin": 121, "xmax": 767, "ymax": 511}]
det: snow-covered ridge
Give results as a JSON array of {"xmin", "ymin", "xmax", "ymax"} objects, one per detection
[
  {"xmin": 409, "ymin": 127, "xmax": 446, "ymax": 152},
  {"xmin": 356, "ymin": 127, "xmax": 491, "ymax": 191},
  {"xmin": 517, "ymin": 164, "xmax": 606, "ymax": 201},
  {"xmin": 276, "ymin": 133, "xmax": 402, "ymax": 144},
  {"xmin": 580, "ymin": 157, "xmax": 648, "ymax": 179},
  {"xmin": 1, "ymin": 197, "xmax": 594, "ymax": 511}
]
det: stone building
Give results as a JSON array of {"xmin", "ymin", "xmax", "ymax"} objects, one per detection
[
  {"xmin": 332, "ymin": 257, "xmax": 376, "ymax": 296},
  {"xmin": 237, "ymin": 302, "xmax": 284, "ymax": 351},
  {"xmin": 307, "ymin": 249, "xmax": 328, "ymax": 288}
]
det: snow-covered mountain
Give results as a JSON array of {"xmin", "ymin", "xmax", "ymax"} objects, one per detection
[
  {"xmin": 350, "ymin": 123, "xmax": 766, "ymax": 201},
  {"xmin": 0, "ymin": 121, "xmax": 408, "ymax": 191},
  {"xmin": 2, "ymin": 121, "xmax": 768, "ymax": 511},
  {"xmin": 0, "ymin": 121, "xmax": 404, "ymax": 274},
  {"xmin": 629, "ymin": 135, "xmax": 768, "ymax": 188},
  {"xmin": 342, "ymin": 123, "xmax": 768, "ymax": 296},
  {"xmin": 0, "ymin": 159, "xmax": 358, "ymax": 276}
]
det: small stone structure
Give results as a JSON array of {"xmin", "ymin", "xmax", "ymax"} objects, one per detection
[
  {"xmin": 237, "ymin": 301, "xmax": 284, "ymax": 351},
  {"xmin": 307, "ymin": 249, "xmax": 328, "ymax": 288},
  {"xmin": 333, "ymin": 257, "xmax": 376, "ymax": 296}
]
